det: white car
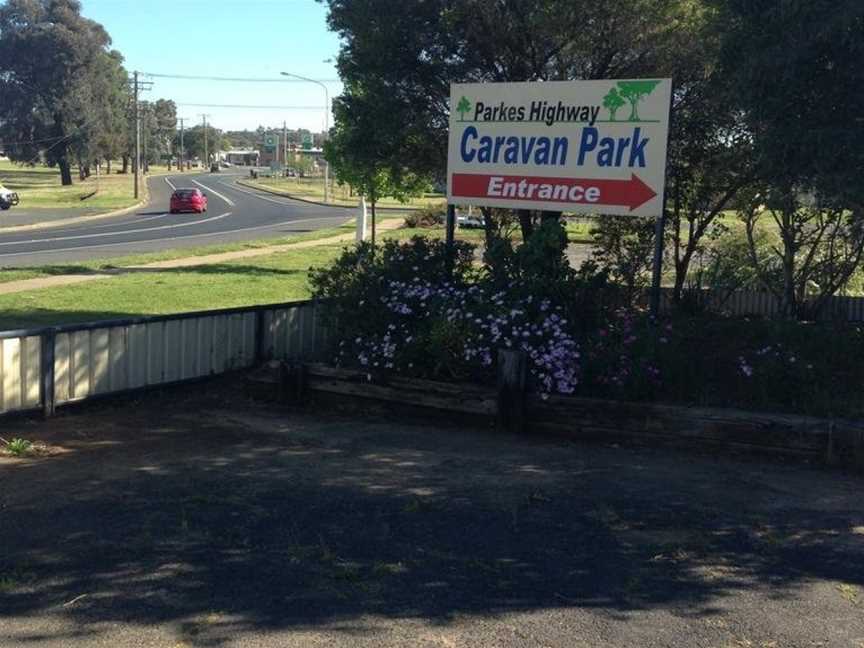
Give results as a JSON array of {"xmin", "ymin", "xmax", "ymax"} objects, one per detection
[
  {"xmin": 0, "ymin": 184, "xmax": 19, "ymax": 211},
  {"xmin": 457, "ymin": 212, "xmax": 484, "ymax": 229}
]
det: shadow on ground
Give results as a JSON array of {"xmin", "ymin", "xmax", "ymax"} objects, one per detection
[{"xmin": 0, "ymin": 381, "xmax": 862, "ymax": 646}]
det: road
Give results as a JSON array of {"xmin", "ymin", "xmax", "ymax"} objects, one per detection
[{"xmin": 0, "ymin": 170, "xmax": 354, "ymax": 267}]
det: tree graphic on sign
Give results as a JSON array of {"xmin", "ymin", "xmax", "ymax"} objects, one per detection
[
  {"xmin": 616, "ymin": 80, "xmax": 661, "ymax": 122},
  {"xmin": 456, "ymin": 96, "xmax": 472, "ymax": 121},
  {"xmin": 602, "ymin": 88, "xmax": 626, "ymax": 121}
]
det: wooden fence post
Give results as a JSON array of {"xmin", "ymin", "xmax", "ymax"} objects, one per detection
[
  {"xmin": 40, "ymin": 329, "xmax": 56, "ymax": 419},
  {"xmin": 497, "ymin": 349, "xmax": 527, "ymax": 434}
]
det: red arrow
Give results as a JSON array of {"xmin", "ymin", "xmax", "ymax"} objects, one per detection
[{"xmin": 451, "ymin": 173, "xmax": 657, "ymax": 211}]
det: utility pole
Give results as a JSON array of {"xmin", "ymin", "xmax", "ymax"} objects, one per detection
[
  {"xmin": 134, "ymin": 70, "xmax": 140, "ymax": 199},
  {"xmin": 179, "ymin": 118, "xmax": 185, "ymax": 172},
  {"xmin": 200, "ymin": 113, "xmax": 211, "ymax": 166},
  {"xmin": 283, "ymin": 120, "xmax": 288, "ymax": 173},
  {"xmin": 280, "ymin": 71, "xmax": 330, "ymax": 203}
]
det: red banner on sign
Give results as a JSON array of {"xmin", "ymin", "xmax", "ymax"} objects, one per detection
[{"xmin": 451, "ymin": 173, "xmax": 657, "ymax": 211}]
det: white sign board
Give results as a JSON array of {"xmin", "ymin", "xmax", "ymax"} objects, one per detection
[{"xmin": 447, "ymin": 79, "xmax": 671, "ymax": 216}]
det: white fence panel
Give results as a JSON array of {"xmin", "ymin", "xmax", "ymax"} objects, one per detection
[{"xmin": 1, "ymin": 301, "xmax": 321, "ymax": 417}]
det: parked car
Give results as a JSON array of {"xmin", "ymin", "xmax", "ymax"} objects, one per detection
[
  {"xmin": 457, "ymin": 212, "xmax": 484, "ymax": 229},
  {"xmin": 170, "ymin": 188, "xmax": 208, "ymax": 214},
  {"xmin": 0, "ymin": 183, "xmax": 19, "ymax": 211}
]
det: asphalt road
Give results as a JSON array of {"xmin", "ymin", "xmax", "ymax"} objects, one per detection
[{"xmin": 0, "ymin": 170, "xmax": 354, "ymax": 267}]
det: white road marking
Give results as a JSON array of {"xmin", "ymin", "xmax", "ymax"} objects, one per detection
[
  {"xmin": 217, "ymin": 179, "xmax": 351, "ymax": 210},
  {"xmin": 217, "ymin": 180, "xmax": 289, "ymax": 206},
  {"xmin": 78, "ymin": 212, "xmax": 169, "ymax": 230},
  {"xmin": 164, "ymin": 176, "xmax": 176, "ymax": 190},
  {"xmin": 0, "ymin": 212, "xmax": 231, "ymax": 247},
  {"xmin": 0, "ymin": 215, "xmax": 343, "ymax": 259},
  {"xmin": 192, "ymin": 179, "xmax": 235, "ymax": 207}
]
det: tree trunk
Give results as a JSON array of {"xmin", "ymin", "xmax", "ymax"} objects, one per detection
[
  {"xmin": 121, "ymin": 156, "xmax": 129, "ymax": 174},
  {"xmin": 481, "ymin": 207, "xmax": 495, "ymax": 250},
  {"xmin": 782, "ymin": 252, "xmax": 796, "ymax": 318},
  {"xmin": 107, "ymin": 159, "xmax": 112, "ymax": 174},
  {"xmin": 371, "ymin": 199, "xmax": 377, "ymax": 247},
  {"xmin": 58, "ymin": 159, "xmax": 73, "ymax": 186}
]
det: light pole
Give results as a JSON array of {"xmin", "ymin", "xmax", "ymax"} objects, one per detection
[{"xmin": 280, "ymin": 71, "xmax": 330, "ymax": 204}]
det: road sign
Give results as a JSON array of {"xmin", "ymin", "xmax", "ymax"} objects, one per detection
[
  {"xmin": 447, "ymin": 79, "xmax": 671, "ymax": 216},
  {"xmin": 264, "ymin": 134, "xmax": 278, "ymax": 151}
]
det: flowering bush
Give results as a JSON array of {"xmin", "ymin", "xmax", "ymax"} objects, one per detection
[
  {"xmin": 310, "ymin": 234, "xmax": 864, "ymax": 417},
  {"xmin": 311, "ymin": 236, "xmax": 581, "ymax": 395}
]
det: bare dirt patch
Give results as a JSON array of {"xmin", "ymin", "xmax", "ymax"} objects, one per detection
[{"xmin": 1, "ymin": 377, "xmax": 863, "ymax": 647}]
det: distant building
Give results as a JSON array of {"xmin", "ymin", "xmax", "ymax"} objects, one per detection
[{"xmin": 223, "ymin": 149, "xmax": 260, "ymax": 166}]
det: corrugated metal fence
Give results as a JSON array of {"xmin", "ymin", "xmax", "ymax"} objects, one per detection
[
  {"xmin": 0, "ymin": 300, "xmax": 325, "ymax": 418},
  {"xmin": 660, "ymin": 289, "xmax": 864, "ymax": 321},
  {"xmin": 4, "ymin": 290, "xmax": 864, "ymax": 418}
]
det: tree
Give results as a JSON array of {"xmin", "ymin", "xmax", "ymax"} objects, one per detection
[
  {"xmin": 616, "ymin": 80, "xmax": 661, "ymax": 122},
  {"xmin": 172, "ymin": 124, "xmax": 225, "ymax": 163},
  {"xmin": 602, "ymin": 88, "xmax": 625, "ymax": 121},
  {"xmin": 716, "ymin": 0, "xmax": 864, "ymax": 317},
  {"xmin": 0, "ymin": 0, "xmax": 115, "ymax": 185},
  {"xmin": 325, "ymin": 0, "xmax": 715, "ymax": 242},
  {"xmin": 326, "ymin": 83, "xmax": 430, "ymax": 246}
]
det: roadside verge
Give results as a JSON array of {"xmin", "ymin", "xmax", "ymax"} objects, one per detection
[
  {"xmin": 236, "ymin": 179, "xmax": 425, "ymax": 212},
  {"xmin": 0, "ymin": 217, "xmax": 404, "ymax": 296}
]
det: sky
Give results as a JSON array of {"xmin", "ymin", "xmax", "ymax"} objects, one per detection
[{"xmin": 81, "ymin": 0, "xmax": 344, "ymax": 134}]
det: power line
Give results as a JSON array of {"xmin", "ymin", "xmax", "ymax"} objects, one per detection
[
  {"xmin": 143, "ymin": 72, "xmax": 340, "ymax": 84},
  {"xmin": 176, "ymin": 103, "xmax": 322, "ymax": 110},
  {"xmin": 0, "ymin": 134, "xmax": 71, "ymax": 148}
]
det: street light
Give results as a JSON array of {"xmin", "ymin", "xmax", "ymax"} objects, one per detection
[{"xmin": 281, "ymin": 71, "xmax": 330, "ymax": 204}]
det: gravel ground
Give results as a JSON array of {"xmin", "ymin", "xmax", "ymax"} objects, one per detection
[{"xmin": 1, "ymin": 379, "xmax": 862, "ymax": 647}]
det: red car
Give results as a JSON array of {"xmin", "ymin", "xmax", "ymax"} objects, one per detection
[{"xmin": 169, "ymin": 188, "xmax": 208, "ymax": 214}]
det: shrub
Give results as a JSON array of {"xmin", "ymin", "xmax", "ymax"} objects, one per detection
[
  {"xmin": 311, "ymin": 236, "xmax": 581, "ymax": 394},
  {"xmin": 309, "ymin": 234, "xmax": 864, "ymax": 417},
  {"xmin": 403, "ymin": 205, "xmax": 445, "ymax": 228}
]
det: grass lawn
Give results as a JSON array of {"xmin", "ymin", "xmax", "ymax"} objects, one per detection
[
  {"xmin": 0, "ymin": 244, "xmax": 345, "ymax": 330},
  {"xmin": 246, "ymin": 175, "xmax": 446, "ymax": 209},
  {"xmin": 0, "ymin": 160, "xmax": 191, "ymax": 211},
  {"xmin": 0, "ymin": 219, "xmax": 588, "ymax": 330}
]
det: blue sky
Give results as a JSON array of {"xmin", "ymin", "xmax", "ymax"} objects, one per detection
[{"xmin": 81, "ymin": 0, "xmax": 343, "ymax": 133}]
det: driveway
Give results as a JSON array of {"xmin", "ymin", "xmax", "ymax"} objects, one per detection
[{"xmin": 1, "ymin": 378, "xmax": 862, "ymax": 647}]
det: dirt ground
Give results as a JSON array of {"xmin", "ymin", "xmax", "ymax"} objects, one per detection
[{"xmin": 1, "ymin": 378, "xmax": 863, "ymax": 648}]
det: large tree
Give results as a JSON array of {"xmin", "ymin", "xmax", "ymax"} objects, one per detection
[
  {"xmin": 716, "ymin": 0, "xmax": 864, "ymax": 316},
  {"xmin": 0, "ymin": 0, "xmax": 115, "ymax": 185},
  {"xmin": 324, "ymin": 0, "xmax": 719, "ymax": 242}
]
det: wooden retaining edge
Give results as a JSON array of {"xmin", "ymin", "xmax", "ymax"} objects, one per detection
[
  {"xmin": 302, "ymin": 363, "xmax": 864, "ymax": 469},
  {"xmin": 306, "ymin": 363, "xmax": 496, "ymax": 415}
]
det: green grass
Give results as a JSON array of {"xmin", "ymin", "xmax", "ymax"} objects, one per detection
[
  {"xmin": 0, "ymin": 160, "xmax": 192, "ymax": 212},
  {"xmin": 0, "ymin": 220, "xmax": 586, "ymax": 330},
  {"xmin": 0, "ymin": 244, "xmax": 346, "ymax": 329},
  {"xmin": 245, "ymin": 176, "xmax": 445, "ymax": 209}
]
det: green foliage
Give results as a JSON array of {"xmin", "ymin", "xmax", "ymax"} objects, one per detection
[
  {"xmin": 0, "ymin": 0, "xmax": 115, "ymax": 183},
  {"xmin": 310, "ymin": 237, "xmax": 479, "ymax": 380},
  {"xmin": 589, "ymin": 217, "xmax": 656, "ymax": 305},
  {"xmin": 2, "ymin": 437, "xmax": 33, "ymax": 457},
  {"xmin": 403, "ymin": 206, "xmax": 445, "ymax": 228},
  {"xmin": 326, "ymin": 84, "xmax": 431, "ymax": 211},
  {"xmin": 325, "ymin": 0, "xmax": 706, "ymax": 186}
]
